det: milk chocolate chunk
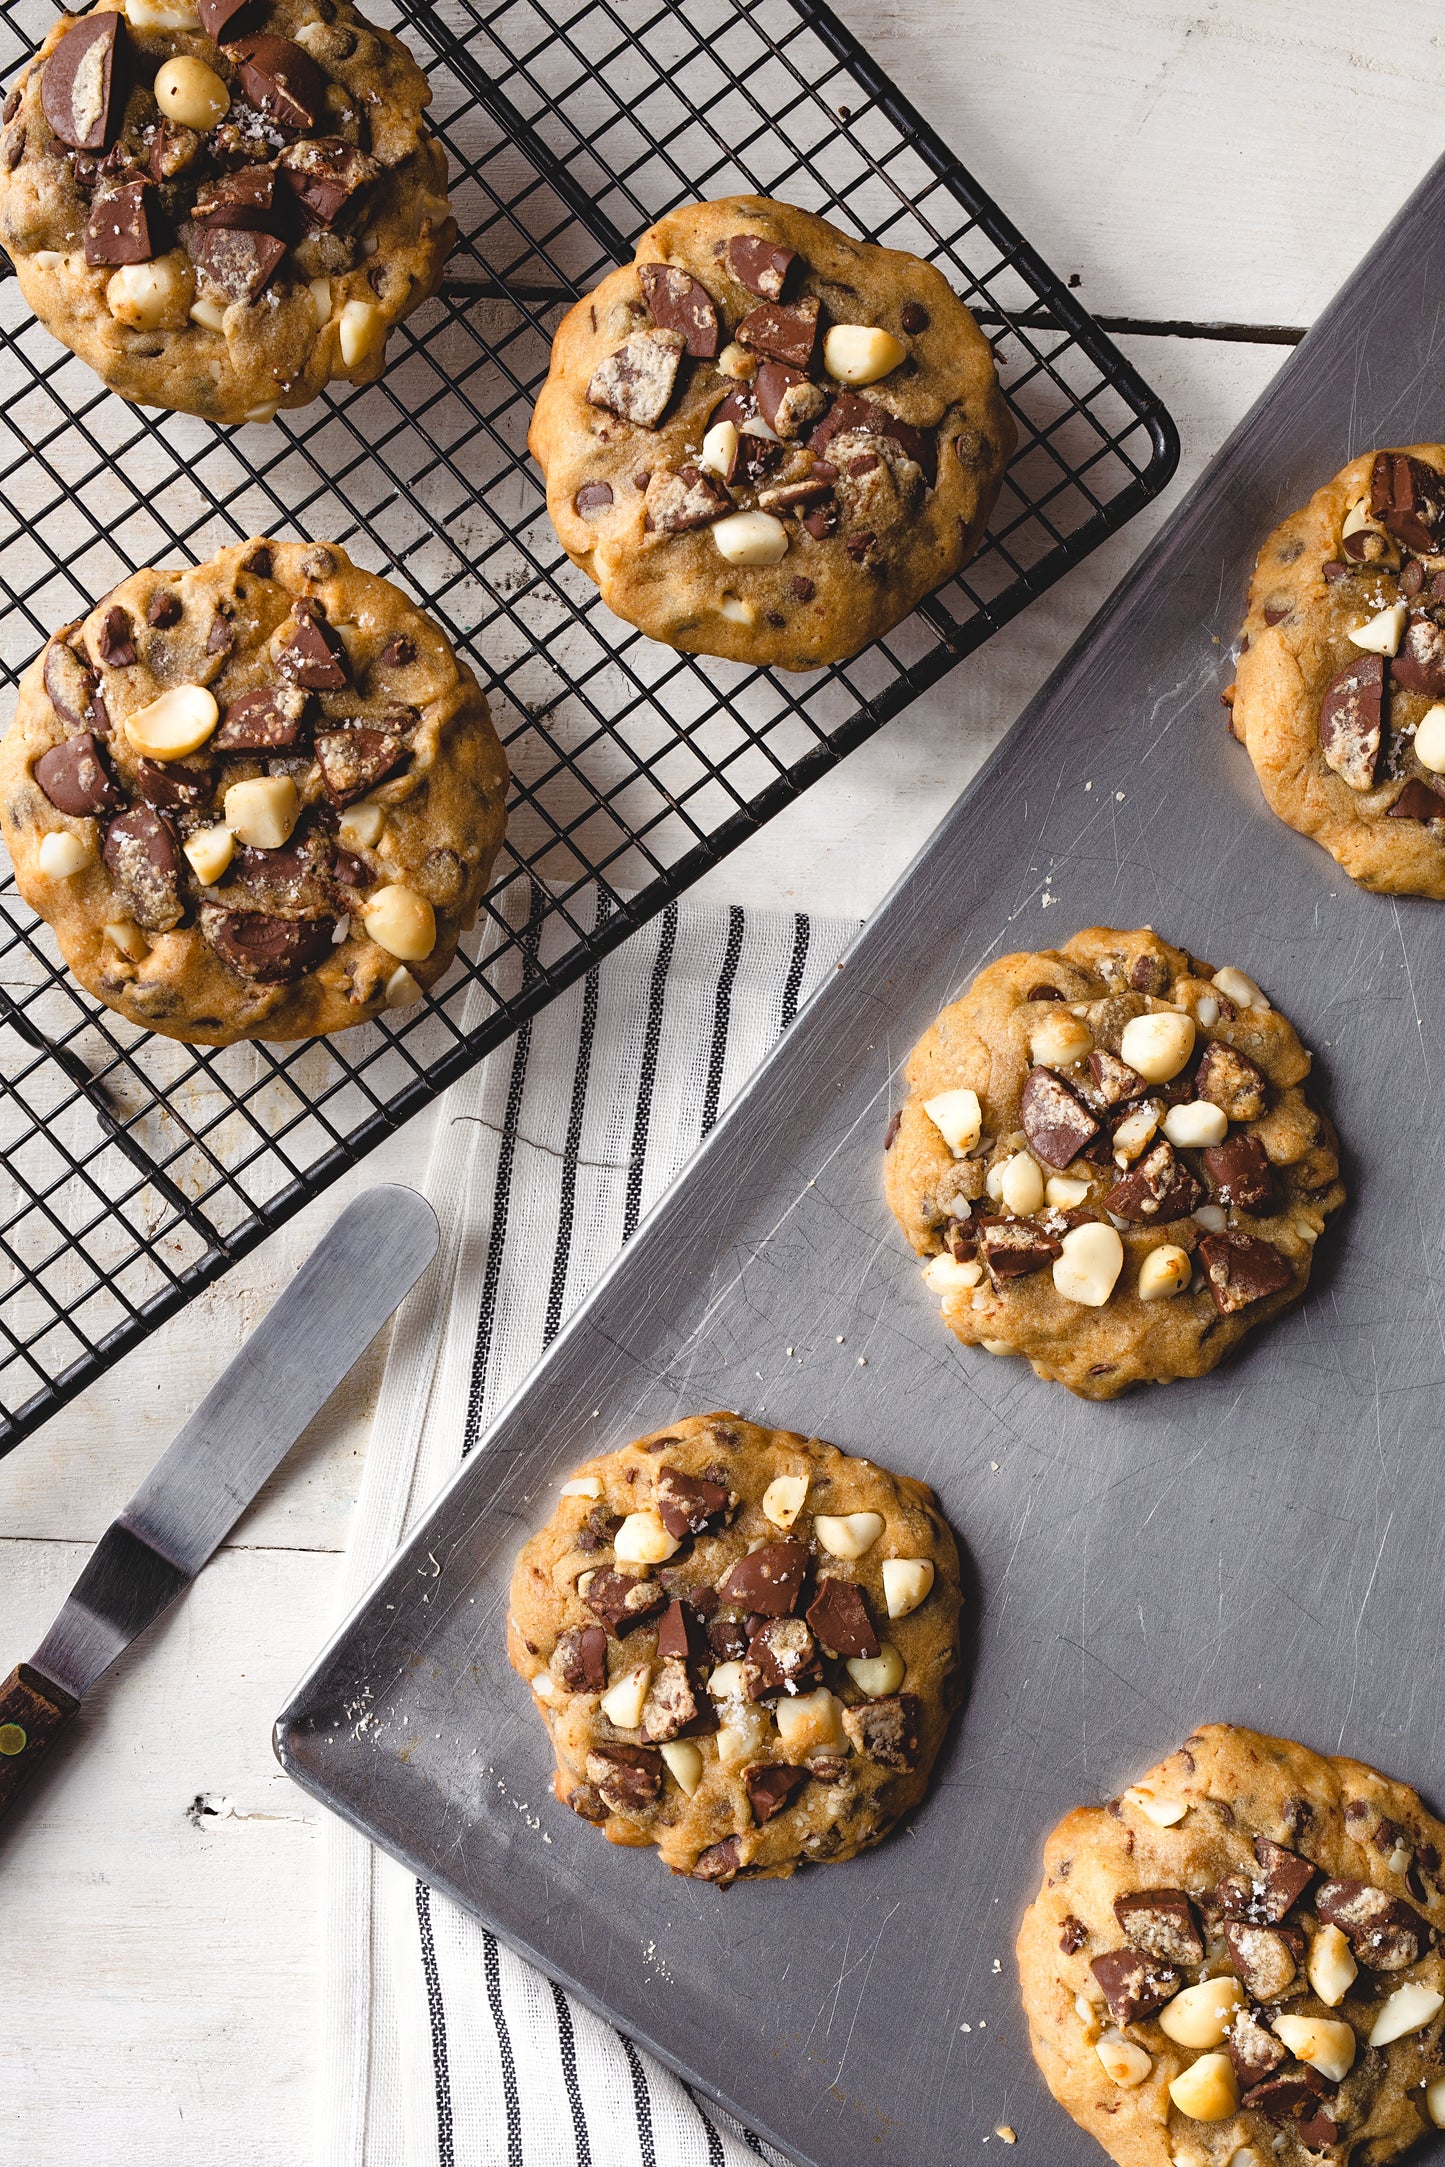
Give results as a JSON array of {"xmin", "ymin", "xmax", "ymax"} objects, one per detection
[
  {"xmin": 1370, "ymin": 451, "xmax": 1445, "ymax": 554},
  {"xmin": 228, "ymin": 832, "xmax": 333, "ymax": 912},
  {"xmin": 1228, "ymin": 2006, "xmax": 1288, "ymax": 2088},
  {"xmin": 746, "ymin": 1616, "xmax": 821, "ymax": 1698},
  {"xmin": 585, "ymin": 1742, "xmax": 661, "ymax": 1812},
  {"xmin": 707, "ymin": 1617, "xmax": 747, "ymax": 1662},
  {"xmin": 567, "ymin": 1782, "xmax": 609, "ymax": 1824},
  {"xmin": 1296, "ymin": 2110, "xmax": 1341, "ymax": 2152},
  {"xmin": 1020, "ymin": 1065, "xmax": 1101, "ymax": 1168},
  {"xmin": 84, "ymin": 180, "xmax": 156, "ymax": 267},
  {"xmin": 756, "ymin": 476, "xmax": 833, "ymax": 513},
  {"xmin": 1195, "ymin": 1039, "xmax": 1267, "ymax": 1122},
  {"xmin": 641, "ymin": 1658, "xmax": 714, "ymax": 1742},
  {"xmin": 805, "ymin": 1576, "xmax": 879, "ymax": 1659},
  {"xmin": 1112, "ymin": 1887, "xmax": 1204, "ymax": 1967},
  {"xmin": 1225, "ymin": 1920, "xmax": 1300, "ymax": 2000},
  {"xmin": 1087, "ymin": 1048, "xmax": 1145, "ymax": 1107},
  {"xmin": 1243, "ymin": 2071, "xmax": 1331, "ymax": 2125},
  {"xmin": 726, "ymin": 234, "xmax": 797, "ymax": 300},
  {"xmin": 554, "ymin": 1623, "xmax": 607, "ymax": 1693},
  {"xmin": 655, "ymin": 1465, "xmax": 730, "ymax": 1538},
  {"xmin": 753, "ymin": 360, "xmax": 826, "ymax": 439},
  {"xmin": 744, "ymin": 1761, "xmax": 809, "ymax": 1825},
  {"xmin": 191, "ymin": 163, "xmax": 283, "ymax": 234},
  {"xmin": 313, "ymin": 726, "xmax": 406, "ymax": 806},
  {"xmin": 655, "ymin": 1596, "xmax": 706, "ymax": 1665},
  {"xmin": 691, "ymin": 1833, "xmax": 742, "ymax": 1883},
  {"xmin": 735, "ymin": 295, "xmax": 821, "ymax": 370},
  {"xmin": 97, "ymin": 606, "xmax": 135, "ymax": 668},
  {"xmin": 34, "ymin": 730, "xmax": 123, "ymax": 816},
  {"xmin": 104, "ymin": 804, "xmax": 183, "ymax": 931},
  {"xmin": 278, "ymin": 599, "xmax": 349, "ymax": 691},
  {"xmin": 581, "ymin": 1567, "xmax": 666, "ymax": 1637},
  {"xmin": 573, "ymin": 480, "xmax": 614, "ymax": 518},
  {"xmin": 1105, "ymin": 1141, "xmax": 1204, "ymax": 1223},
  {"xmin": 587, "ymin": 327, "xmax": 685, "ymax": 429},
  {"xmin": 1318, "ymin": 652, "xmax": 1384, "ymax": 791},
  {"xmin": 1389, "ymin": 776, "xmax": 1445, "ymax": 821},
  {"xmin": 1201, "ymin": 1132, "xmax": 1275, "ymax": 1213},
  {"xmin": 226, "ymin": 34, "xmax": 325, "ymax": 132},
  {"xmin": 42, "ymin": 11, "xmax": 120, "ymax": 154},
  {"xmin": 979, "ymin": 1217, "xmax": 1062, "ymax": 1279},
  {"xmin": 44, "ymin": 639, "xmax": 100, "ymax": 730},
  {"xmin": 1089, "ymin": 1948, "xmax": 1178, "ymax": 2026},
  {"xmin": 1198, "ymin": 1230, "xmax": 1293, "ymax": 1315},
  {"xmin": 199, "ymin": 0, "xmax": 252, "ymax": 37},
  {"xmin": 194, "ymin": 224, "xmax": 286, "ymax": 306},
  {"xmin": 717, "ymin": 1539, "xmax": 806, "ymax": 1616},
  {"xmin": 1315, "ymin": 1877, "xmax": 1433, "ymax": 1968},
  {"xmin": 840, "ymin": 1692, "xmax": 921, "ymax": 1772},
  {"xmin": 376, "ymin": 634, "xmax": 415, "ymax": 669},
  {"xmin": 643, "ymin": 464, "xmax": 730, "ymax": 533},
  {"xmin": 277, "ymin": 137, "xmax": 379, "ymax": 228},
  {"xmin": 638, "ymin": 262, "xmax": 720, "ymax": 360},
  {"xmin": 809, "ymin": 391, "xmax": 935, "ymax": 485},
  {"xmin": 1390, "ymin": 610, "xmax": 1445, "ymax": 697},
  {"xmin": 215, "ymin": 686, "xmax": 309, "ymax": 751},
  {"xmin": 132, "ymin": 756, "xmax": 213, "ymax": 810},
  {"xmin": 1254, "ymin": 1836, "xmax": 1317, "ymax": 1916},
  {"xmin": 198, "ymin": 906, "xmax": 335, "ymax": 982}
]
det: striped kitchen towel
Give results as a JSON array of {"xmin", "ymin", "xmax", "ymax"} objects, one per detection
[{"xmin": 319, "ymin": 890, "xmax": 854, "ymax": 2167}]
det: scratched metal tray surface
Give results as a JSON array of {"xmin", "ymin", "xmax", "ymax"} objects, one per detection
[{"xmin": 277, "ymin": 156, "xmax": 1445, "ymax": 2167}]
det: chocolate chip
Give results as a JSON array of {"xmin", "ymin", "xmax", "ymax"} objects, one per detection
[
  {"xmin": 1020, "ymin": 1065, "xmax": 1101, "ymax": 1168},
  {"xmin": 638, "ymin": 262, "xmax": 720, "ymax": 360},
  {"xmin": 554, "ymin": 1624, "xmax": 607, "ymax": 1693},
  {"xmin": 193, "ymin": 223, "xmax": 286, "ymax": 306},
  {"xmin": 332, "ymin": 848, "xmax": 368, "ymax": 890},
  {"xmin": 1370, "ymin": 451, "xmax": 1445, "ymax": 553},
  {"xmin": 1059, "ymin": 1915, "xmax": 1088, "ymax": 1954},
  {"xmin": 198, "ymin": 906, "xmax": 335, "ymax": 982},
  {"xmin": 1197, "ymin": 1230, "xmax": 1293, "ymax": 1315},
  {"xmin": 96, "ymin": 606, "xmax": 135, "ymax": 668},
  {"xmin": 802, "ymin": 499, "xmax": 838, "ymax": 539},
  {"xmin": 225, "ymin": 33, "xmax": 325, "ymax": 131},
  {"xmin": 1194, "ymin": 1039, "xmax": 1266, "ymax": 1121},
  {"xmin": 1341, "ymin": 527, "xmax": 1391, "ymax": 564},
  {"xmin": 735, "ymin": 296, "xmax": 821, "ymax": 371},
  {"xmin": 1105, "ymin": 1141, "xmax": 1204, "ymax": 1223},
  {"xmin": 843, "ymin": 531, "xmax": 876, "ymax": 564},
  {"xmin": 745, "ymin": 1762, "xmax": 809, "ymax": 1825},
  {"xmin": 132, "ymin": 757, "xmax": 213, "ymax": 811},
  {"xmin": 1088, "ymin": 1948, "xmax": 1179, "ymax": 2028},
  {"xmin": 655, "ymin": 1466, "xmax": 730, "ymax": 1539},
  {"xmin": 726, "ymin": 234, "xmax": 798, "ymax": 300},
  {"xmin": 1223, "ymin": 1920, "xmax": 1300, "ymax": 1999},
  {"xmin": 215, "ymin": 685, "xmax": 309, "ymax": 752},
  {"xmin": 1127, "ymin": 953, "xmax": 1169, "ymax": 996},
  {"xmin": 655, "ymin": 1597, "xmax": 706, "ymax": 1665},
  {"xmin": 104, "ymin": 804, "xmax": 184, "ymax": 931},
  {"xmin": 1319, "ymin": 651, "xmax": 1384, "ymax": 791},
  {"xmin": 313, "ymin": 726, "xmax": 408, "ymax": 808},
  {"xmin": 1200, "ymin": 1133, "xmax": 1273, "ymax": 1213},
  {"xmin": 717, "ymin": 1540, "xmax": 807, "ymax": 1617},
  {"xmin": 587, "ymin": 327, "xmax": 685, "ymax": 430},
  {"xmin": 746, "ymin": 1616, "xmax": 821, "ymax": 1697},
  {"xmin": 1026, "ymin": 983, "xmax": 1064, "ymax": 1001},
  {"xmin": 1262, "ymin": 603, "xmax": 1289, "ymax": 625},
  {"xmin": 1315, "ymin": 1876, "xmax": 1434, "ymax": 1968},
  {"xmin": 1391, "ymin": 610, "xmax": 1445, "ymax": 697},
  {"xmin": 1389, "ymin": 776, "xmax": 1445, "ymax": 821},
  {"xmin": 84, "ymin": 180, "xmax": 156, "ymax": 267},
  {"xmin": 147, "ymin": 590, "xmax": 182, "ymax": 629},
  {"xmin": 1296, "ymin": 2110, "xmax": 1341, "ymax": 2152},
  {"xmin": 979, "ymin": 1217, "xmax": 1062, "ymax": 1279},
  {"xmin": 206, "ymin": 614, "xmax": 234, "ymax": 656},
  {"xmin": 301, "ymin": 548, "xmax": 336, "ymax": 582},
  {"xmin": 644, "ymin": 464, "xmax": 731, "ymax": 533},
  {"xmin": 585, "ymin": 1742, "xmax": 661, "ymax": 1812},
  {"xmin": 1113, "ymin": 1887, "xmax": 1203, "ymax": 1967},
  {"xmin": 377, "ymin": 634, "xmax": 415, "ymax": 669},
  {"xmin": 42, "ymin": 12, "xmax": 120, "ymax": 154},
  {"xmin": 191, "ymin": 163, "xmax": 283, "ymax": 234},
  {"xmin": 2, "ymin": 89, "xmax": 17, "ymax": 125},
  {"xmin": 1228, "ymin": 2008, "xmax": 1288, "ymax": 2090},
  {"xmin": 567, "ymin": 1782, "xmax": 609, "ymax": 1824},
  {"xmin": 791, "ymin": 575, "xmax": 815, "ymax": 602},
  {"xmin": 805, "ymin": 1576, "xmax": 878, "ymax": 1659},
  {"xmin": 278, "ymin": 598, "xmax": 349, "ymax": 690},
  {"xmin": 277, "ymin": 136, "xmax": 379, "ymax": 227},
  {"xmin": 753, "ymin": 359, "xmax": 826, "ymax": 439},
  {"xmin": 573, "ymin": 481, "xmax": 614, "ymax": 518},
  {"xmin": 692, "ymin": 1833, "xmax": 743, "ymax": 1883},
  {"xmin": 1322, "ymin": 559, "xmax": 1349, "ymax": 583},
  {"xmin": 34, "ymin": 730, "xmax": 124, "ymax": 816},
  {"xmin": 900, "ymin": 301, "xmax": 929, "ymax": 334},
  {"xmin": 580, "ymin": 1567, "xmax": 665, "ymax": 1638},
  {"xmin": 243, "ymin": 546, "xmax": 272, "ymax": 579}
]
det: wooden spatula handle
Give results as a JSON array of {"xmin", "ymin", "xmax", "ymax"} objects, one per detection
[{"xmin": 0, "ymin": 1663, "xmax": 78, "ymax": 1819}]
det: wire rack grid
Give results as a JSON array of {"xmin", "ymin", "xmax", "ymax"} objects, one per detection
[{"xmin": 0, "ymin": 0, "xmax": 1178, "ymax": 1453}]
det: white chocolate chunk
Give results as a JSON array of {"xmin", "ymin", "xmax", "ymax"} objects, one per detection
[
  {"xmin": 1211, "ymin": 965, "xmax": 1269, "ymax": 1011},
  {"xmin": 1348, "ymin": 600, "xmax": 1408, "ymax": 655},
  {"xmin": 1367, "ymin": 1981, "xmax": 1444, "ymax": 2046},
  {"xmin": 598, "ymin": 1663, "xmax": 651, "ymax": 1730},
  {"xmin": 103, "ymin": 919, "xmax": 149, "ymax": 960},
  {"xmin": 125, "ymin": 683, "xmax": 218, "ymax": 759},
  {"xmin": 881, "ymin": 1558, "xmax": 934, "ymax": 1618},
  {"xmin": 1122, "ymin": 1784, "xmax": 1187, "ymax": 1826},
  {"xmin": 1053, "ymin": 1221, "xmax": 1123, "ymax": 1307},
  {"xmin": 1271, "ymin": 2013, "xmax": 1355, "ymax": 2082},
  {"xmin": 1137, "ymin": 1243, "xmax": 1191, "ymax": 1301},
  {"xmin": 761, "ymin": 1473, "xmax": 808, "ymax": 1527},
  {"xmin": 1095, "ymin": 2030, "xmax": 1151, "ymax": 2087},
  {"xmin": 1162, "ymin": 1101, "xmax": 1227, "ymax": 1148},
  {"xmin": 999, "ymin": 1151, "xmax": 1045, "ymax": 1215},
  {"xmin": 660, "ymin": 1739, "xmax": 703, "ymax": 1796},
  {"xmin": 224, "ymin": 776, "xmax": 298, "ymax": 851},
  {"xmin": 1168, "ymin": 2053, "xmax": 1238, "ymax": 2122},
  {"xmin": 923, "ymin": 1253, "xmax": 982, "ymax": 1294},
  {"xmin": 698, "ymin": 419, "xmax": 738, "ymax": 478},
  {"xmin": 823, "ymin": 323, "xmax": 906, "ymax": 386},
  {"xmin": 1158, "ymin": 1977, "xmax": 1244, "ymax": 2048},
  {"xmin": 243, "ymin": 403, "xmax": 277, "ymax": 426},
  {"xmin": 338, "ymin": 299, "xmax": 385, "ymax": 368},
  {"xmin": 559, "ymin": 1476, "xmax": 602, "ymax": 1498},
  {"xmin": 37, "ymin": 830, "xmax": 93, "ymax": 878},
  {"xmin": 1307, "ymin": 1922, "xmax": 1356, "ymax": 2006},
  {"xmin": 1028, "ymin": 1011, "xmax": 1093, "ymax": 1068},
  {"xmin": 364, "ymin": 885, "xmax": 436, "ymax": 962},
  {"xmin": 153, "ymin": 54, "xmax": 229, "ymax": 129},
  {"xmin": 713, "ymin": 509, "xmax": 788, "ymax": 566},
  {"xmin": 1119, "ymin": 1010, "xmax": 1196, "ymax": 1083},
  {"xmin": 612, "ymin": 1508, "xmax": 679, "ymax": 1565},
  {"xmin": 183, "ymin": 823, "xmax": 234, "ymax": 885},
  {"xmin": 814, "ymin": 1511, "xmax": 884, "ymax": 1559},
  {"xmin": 775, "ymin": 1687, "xmax": 846, "ymax": 1754},
  {"xmin": 923, "ymin": 1086, "xmax": 982, "ymax": 1156},
  {"xmin": 845, "ymin": 1644, "xmax": 904, "ymax": 1697},
  {"xmin": 1416, "ymin": 703, "xmax": 1445, "ymax": 772}
]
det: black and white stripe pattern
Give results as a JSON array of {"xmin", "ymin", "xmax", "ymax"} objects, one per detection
[{"xmin": 320, "ymin": 896, "xmax": 851, "ymax": 2167}]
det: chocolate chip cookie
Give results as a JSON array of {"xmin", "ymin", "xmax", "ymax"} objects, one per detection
[
  {"xmin": 1018, "ymin": 1724, "xmax": 1445, "ymax": 2167},
  {"xmin": 0, "ymin": 0, "xmax": 453, "ymax": 423},
  {"xmin": 506, "ymin": 1414, "xmax": 962, "ymax": 1884},
  {"xmin": 1230, "ymin": 446, "xmax": 1445, "ymax": 897},
  {"xmin": 0, "ymin": 538, "xmax": 507, "ymax": 1042},
  {"xmin": 884, "ymin": 926, "xmax": 1344, "ymax": 1399},
  {"xmin": 528, "ymin": 194, "xmax": 1014, "ymax": 670}
]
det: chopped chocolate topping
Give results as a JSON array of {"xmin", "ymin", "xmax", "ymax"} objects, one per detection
[
  {"xmin": 574, "ymin": 481, "xmax": 614, "ymax": 518},
  {"xmin": 193, "ymin": 224, "xmax": 286, "ymax": 306},
  {"xmin": 1223, "ymin": 1919, "xmax": 1300, "ymax": 1999},
  {"xmin": 580, "ymin": 1568, "xmax": 666, "ymax": 1638},
  {"xmin": 840, "ymin": 1693, "xmax": 921, "ymax": 1772},
  {"xmin": 84, "ymin": 180, "xmax": 156, "ymax": 268},
  {"xmin": 587, "ymin": 327, "xmax": 685, "ymax": 429},
  {"xmin": 567, "ymin": 1783, "xmax": 609, "ymax": 1825},
  {"xmin": 1254, "ymin": 1836, "xmax": 1317, "ymax": 1916},
  {"xmin": 805, "ymin": 1576, "xmax": 879, "ymax": 1659},
  {"xmin": 746, "ymin": 1616, "xmax": 821, "ymax": 1698},
  {"xmin": 1105, "ymin": 1140, "xmax": 1204, "ymax": 1223},
  {"xmin": 1319, "ymin": 652, "xmax": 1384, "ymax": 792},
  {"xmin": 34, "ymin": 729, "xmax": 123, "ymax": 816},
  {"xmin": 1296, "ymin": 2109, "xmax": 1341, "ymax": 2152},
  {"xmin": 726, "ymin": 234, "xmax": 797, "ymax": 300},
  {"xmin": 1228, "ymin": 2006, "xmax": 1288, "ymax": 2089},
  {"xmin": 809, "ymin": 390, "xmax": 936, "ymax": 486},
  {"xmin": 1202, "ymin": 1132, "xmax": 1275, "ymax": 1212},
  {"xmin": 1389, "ymin": 776, "xmax": 1445, "ymax": 821},
  {"xmin": 1315, "ymin": 1876, "xmax": 1434, "ymax": 1969},
  {"xmin": 225, "ymin": 33, "xmax": 325, "ymax": 132},
  {"xmin": 215, "ymin": 685, "xmax": 309, "ymax": 752},
  {"xmin": 1020, "ymin": 1065, "xmax": 1101, "ymax": 1168},
  {"xmin": 1087, "ymin": 1048, "xmax": 1145, "ymax": 1107},
  {"xmin": 227, "ymin": 831, "xmax": 334, "ymax": 913},
  {"xmin": 979, "ymin": 1217, "xmax": 1062, "ymax": 1279},
  {"xmin": 277, "ymin": 137, "xmax": 379, "ymax": 228},
  {"xmin": 314, "ymin": 726, "xmax": 408, "ymax": 808},
  {"xmin": 1113, "ymin": 1887, "xmax": 1204, "ymax": 1967},
  {"xmin": 641, "ymin": 1658, "xmax": 714, "ymax": 1742},
  {"xmin": 691, "ymin": 1833, "xmax": 743, "ymax": 1884},
  {"xmin": 735, "ymin": 296, "xmax": 821, "ymax": 371},
  {"xmin": 585, "ymin": 1742, "xmax": 661, "ymax": 1812},
  {"xmin": 638, "ymin": 262, "xmax": 720, "ymax": 359},
  {"xmin": 1128, "ymin": 953, "xmax": 1170, "ymax": 996},
  {"xmin": 103, "ymin": 804, "xmax": 184, "ymax": 932},
  {"xmin": 1198, "ymin": 1230, "xmax": 1293, "ymax": 1314},
  {"xmin": 717, "ymin": 1539, "xmax": 807, "ymax": 1617},
  {"xmin": 191, "ymin": 163, "xmax": 282, "ymax": 233},
  {"xmin": 1195, "ymin": 1040, "xmax": 1267, "ymax": 1122},
  {"xmin": 707, "ymin": 1618, "xmax": 747, "ymax": 1662},
  {"xmin": 644, "ymin": 463, "xmax": 731, "ymax": 533},
  {"xmin": 1370, "ymin": 450, "xmax": 1445, "ymax": 554},
  {"xmin": 753, "ymin": 360, "xmax": 826, "ymax": 439},
  {"xmin": 655, "ymin": 1596, "xmax": 706, "ymax": 1665},
  {"xmin": 43, "ymin": 639, "xmax": 100, "ymax": 730},
  {"xmin": 1089, "ymin": 1948, "xmax": 1179, "ymax": 2027},
  {"xmin": 97, "ymin": 606, "xmax": 135, "ymax": 668},
  {"xmin": 744, "ymin": 1762, "xmax": 809, "ymax": 1825},
  {"xmin": 756, "ymin": 476, "xmax": 833, "ymax": 513},
  {"xmin": 278, "ymin": 599, "xmax": 349, "ymax": 691},
  {"xmin": 197, "ymin": 906, "xmax": 335, "ymax": 982},
  {"xmin": 42, "ymin": 12, "xmax": 120, "ymax": 154},
  {"xmin": 198, "ymin": 0, "xmax": 252, "ymax": 39},
  {"xmin": 132, "ymin": 757, "xmax": 213, "ymax": 811},
  {"xmin": 554, "ymin": 1624, "xmax": 607, "ymax": 1693},
  {"xmin": 1392, "ymin": 610, "xmax": 1445, "ymax": 697},
  {"xmin": 1059, "ymin": 1914, "xmax": 1088, "ymax": 1955},
  {"xmin": 655, "ymin": 1466, "xmax": 730, "ymax": 1539},
  {"xmin": 1242, "ymin": 2069, "xmax": 1332, "ymax": 2126}
]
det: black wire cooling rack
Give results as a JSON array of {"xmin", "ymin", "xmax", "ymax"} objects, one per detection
[{"xmin": 0, "ymin": 0, "xmax": 1178, "ymax": 1453}]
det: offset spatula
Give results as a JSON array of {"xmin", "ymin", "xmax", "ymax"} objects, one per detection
[{"xmin": 0, "ymin": 1183, "xmax": 439, "ymax": 1822}]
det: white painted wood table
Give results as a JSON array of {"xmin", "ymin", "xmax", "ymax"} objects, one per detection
[{"xmin": 3, "ymin": 5, "xmax": 1442, "ymax": 2159}]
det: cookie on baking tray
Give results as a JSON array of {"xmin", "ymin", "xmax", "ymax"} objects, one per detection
[
  {"xmin": 0, "ymin": 0, "xmax": 453, "ymax": 423},
  {"xmin": 1231, "ymin": 445, "xmax": 1445, "ymax": 898},
  {"xmin": 1017, "ymin": 1724, "xmax": 1445, "ymax": 2167},
  {"xmin": 884, "ymin": 925, "xmax": 1344, "ymax": 1399},
  {"xmin": 528, "ymin": 193, "xmax": 1014, "ymax": 670},
  {"xmin": 0, "ymin": 538, "xmax": 508, "ymax": 1042},
  {"xmin": 506, "ymin": 1413, "xmax": 962, "ymax": 1884}
]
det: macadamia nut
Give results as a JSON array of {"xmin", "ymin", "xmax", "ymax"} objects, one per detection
[
  {"xmin": 823, "ymin": 324, "xmax": 907, "ymax": 386},
  {"xmin": 1158, "ymin": 1977, "xmax": 1244, "ymax": 2048},
  {"xmin": 183, "ymin": 823, "xmax": 234, "ymax": 885},
  {"xmin": 612, "ymin": 1508, "xmax": 679, "ymax": 1565},
  {"xmin": 923, "ymin": 1087, "xmax": 981, "ymax": 1156},
  {"xmin": 1119, "ymin": 1010, "xmax": 1196, "ymax": 1083},
  {"xmin": 37, "ymin": 830, "xmax": 92, "ymax": 878},
  {"xmin": 1052, "ymin": 1221, "xmax": 1123, "ymax": 1307},
  {"xmin": 1168, "ymin": 2053, "xmax": 1238, "ymax": 2123},
  {"xmin": 881, "ymin": 1558, "xmax": 934, "ymax": 1618},
  {"xmin": 125, "ymin": 683, "xmax": 218, "ymax": 758},
  {"xmin": 1137, "ymin": 1243, "xmax": 1191, "ymax": 1301},
  {"xmin": 713, "ymin": 509, "xmax": 788, "ymax": 566},
  {"xmin": 224, "ymin": 775, "xmax": 299, "ymax": 851},
  {"xmin": 814, "ymin": 1511, "xmax": 884, "ymax": 1560},
  {"xmin": 363, "ymin": 885, "xmax": 436, "ymax": 962},
  {"xmin": 107, "ymin": 255, "xmax": 193, "ymax": 332}
]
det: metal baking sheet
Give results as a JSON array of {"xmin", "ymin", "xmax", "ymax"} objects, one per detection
[{"xmin": 276, "ymin": 154, "xmax": 1445, "ymax": 2167}]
